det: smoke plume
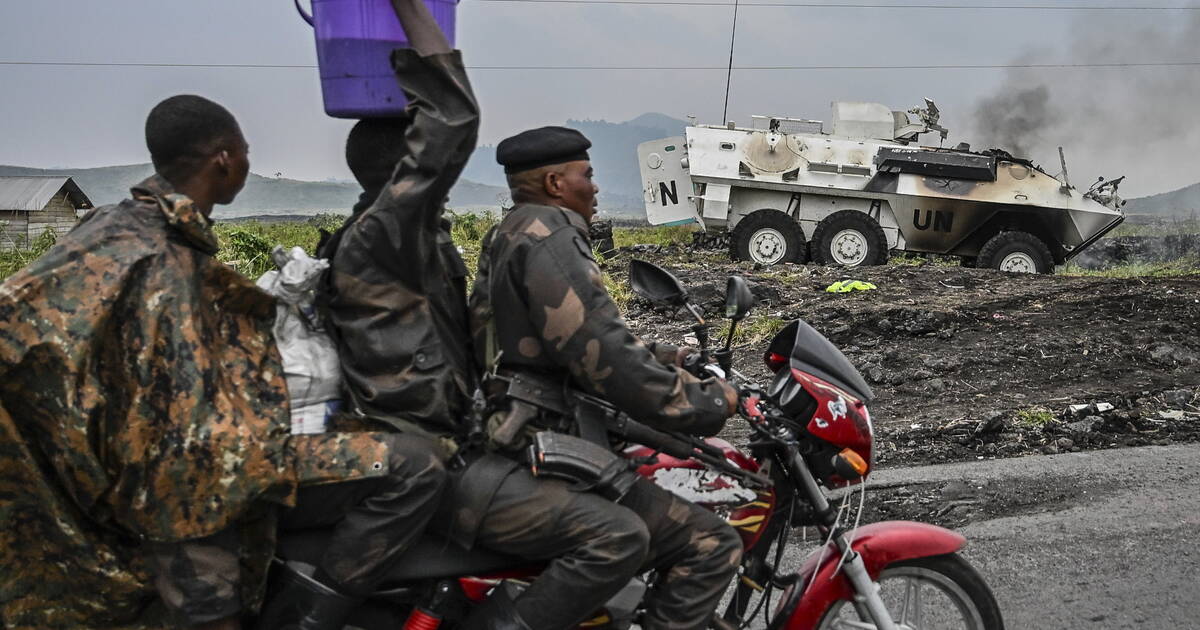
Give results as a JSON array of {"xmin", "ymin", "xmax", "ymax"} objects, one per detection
[{"xmin": 968, "ymin": 12, "xmax": 1200, "ymax": 195}]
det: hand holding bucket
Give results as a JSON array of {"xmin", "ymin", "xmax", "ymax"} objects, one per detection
[{"xmin": 295, "ymin": 0, "xmax": 459, "ymax": 118}]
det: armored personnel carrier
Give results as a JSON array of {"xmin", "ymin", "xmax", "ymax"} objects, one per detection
[{"xmin": 637, "ymin": 100, "xmax": 1125, "ymax": 272}]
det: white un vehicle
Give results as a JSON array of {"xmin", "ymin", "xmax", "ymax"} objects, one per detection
[{"xmin": 637, "ymin": 100, "xmax": 1125, "ymax": 273}]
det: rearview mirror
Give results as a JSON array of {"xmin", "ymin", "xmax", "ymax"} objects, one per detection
[
  {"xmin": 724, "ymin": 276, "xmax": 754, "ymax": 321},
  {"xmin": 629, "ymin": 259, "xmax": 688, "ymax": 307}
]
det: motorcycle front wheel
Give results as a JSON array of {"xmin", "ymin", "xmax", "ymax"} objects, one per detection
[{"xmin": 816, "ymin": 553, "xmax": 1004, "ymax": 630}]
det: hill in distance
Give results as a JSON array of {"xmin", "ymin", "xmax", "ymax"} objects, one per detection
[
  {"xmin": 0, "ymin": 163, "xmax": 508, "ymax": 219},
  {"xmin": 1123, "ymin": 181, "xmax": 1200, "ymax": 216},
  {"xmin": 462, "ymin": 112, "xmax": 689, "ymax": 217}
]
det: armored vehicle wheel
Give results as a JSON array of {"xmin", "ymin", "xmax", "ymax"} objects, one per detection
[
  {"xmin": 732, "ymin": 210, "xmax": 807, "ymax": 265},
  {"xmin": 811, "ymin": 210, "xmax": 888, "ymax": 267},
  {"xmin": 977, "ymin": 231, "xmax": 1053, "ymax": 274}
]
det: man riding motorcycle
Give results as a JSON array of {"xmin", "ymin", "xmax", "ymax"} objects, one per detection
[
  {"xmin": 302, "ymin": 0, "xmax": 738, "ymax": 627},
  {"xmin": 466, "ymin": 126, "xmax": 744, "ymax": 630}
]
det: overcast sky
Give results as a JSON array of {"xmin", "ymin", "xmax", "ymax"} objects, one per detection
[{"xmin": 1, "ymin": 1, "xmax": 1197, "ymax": 197}]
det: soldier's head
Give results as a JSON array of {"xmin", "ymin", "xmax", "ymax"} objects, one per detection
[
  {"xmin": 497, "ymin": 127, "xmax": 598, "ymax": 223},
  {"xmin": 145, "ymin": 95, "xmax": 249, "ymax": 213},
  {"xmin": 346, "ymin": 117, "xmax": 410, "ymax": 195}
]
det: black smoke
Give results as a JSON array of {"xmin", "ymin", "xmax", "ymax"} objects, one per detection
[{"xmin": 967, "ymin": 11, "xmax": 1200, "ymax": 194}]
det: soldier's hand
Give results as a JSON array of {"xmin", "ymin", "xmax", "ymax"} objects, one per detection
[{"xmin": 681, "ymin": 351, "xmax": 707, "ymax": 377}]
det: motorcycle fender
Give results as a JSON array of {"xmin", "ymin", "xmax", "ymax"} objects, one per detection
[{"xmin": 778, "ymin": 521, "xmax": 966, "ymax": 630}]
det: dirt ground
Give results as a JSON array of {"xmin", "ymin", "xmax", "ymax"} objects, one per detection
[{"xmin": 608, "ymin": 247, "xmax": 1200, "ymax": 467}]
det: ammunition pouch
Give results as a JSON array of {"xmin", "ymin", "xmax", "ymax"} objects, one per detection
[{"xmin": 528, "ymin": 432, "xmax": 639, "ymax": 502}]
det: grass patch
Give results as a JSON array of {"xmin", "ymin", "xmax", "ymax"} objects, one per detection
[
  {"xmin": 1110, "ymin": 216, "xmax": 1200, "ymax": 237},
  {"xmin": 716, "ymin": 315, "xmax": 788, "ymax": 346},
  {"xmin": 1014, "ymin": 407, "xmax": 1056, "ymax": 428},
  {"xmin": 888, "ymin": 252, "xmax": 961, "ymax": 267},
  {"xmin": 1062, "ymin": 258, "xmax": 1200, "ymax": 278},
  {"xmin": 213, "ymin": 214, "xmax": 344, "ymax": 277},
  {"xmin": 0, "ymin": 228, "xmax": 58, "ymax": 280},
  {"xmin": 449, "ymin": 210, "xmax": 500, "ymax": 284},
  {"xmin": 613, "ymin": 225, "xmax": 697, "ymax": 249}
]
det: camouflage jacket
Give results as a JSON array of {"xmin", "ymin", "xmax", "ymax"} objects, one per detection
[
  {"xmin": 469, "ymin": 204, "xmax": 737, "ymax": 439},
  {"xmin": 0, "ymin": 176, "xmax": 388, "ymax": 628},
  {"xmin": 323, "ymin": 49, "xmax": 480, "ymax": 440}
]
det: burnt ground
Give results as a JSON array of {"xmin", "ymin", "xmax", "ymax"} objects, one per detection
[{"xmin": 606, "ymin": 247, "xmax": 1200, "ymax": 469}]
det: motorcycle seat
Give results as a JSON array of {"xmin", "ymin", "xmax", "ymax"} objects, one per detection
[{"xmin": 276, "ymin": 529, "xmax": 531, "ymax": 581}]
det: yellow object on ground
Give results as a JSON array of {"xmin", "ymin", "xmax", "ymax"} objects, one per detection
[{"xmin": 825, "ymin": 280, "xmax": 878, "ymax": 293}]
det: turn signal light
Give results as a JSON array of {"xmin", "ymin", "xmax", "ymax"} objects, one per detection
[{"xmin": 834, "ymin": 448, "xmax": 869, "ymax": 479}]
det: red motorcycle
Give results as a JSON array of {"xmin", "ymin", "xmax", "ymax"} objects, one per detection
[{"xmin": 266, "ymin": 260, "xmax": 1003, "ymax": 630}]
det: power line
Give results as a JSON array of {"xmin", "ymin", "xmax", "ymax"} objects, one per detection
[
  {"xmin": 466, "ymin": 0, "xmax": 1200, "ymax": 8},
  {"xmin": 3, "ymin": 60, "xmax": 1200, "ymax": 70}
]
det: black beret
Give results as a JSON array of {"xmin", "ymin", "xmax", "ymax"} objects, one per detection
[{"xmin": 496, "ymin": 126, "xmax": 592, "ymax": 174}]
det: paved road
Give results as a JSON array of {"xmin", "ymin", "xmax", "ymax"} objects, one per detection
[{"xmin": 837, "ymin": 444, "xmax": 1200, "ymax": 629}]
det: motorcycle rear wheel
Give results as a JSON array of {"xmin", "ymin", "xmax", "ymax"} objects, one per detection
[{"xmin": 816, "ymin": 553, "xmax": 1003, "ymax": 630}]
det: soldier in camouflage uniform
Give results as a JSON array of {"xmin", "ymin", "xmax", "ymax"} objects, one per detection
[
  {"xmin": 253, "ymin": 2, "xmax": 491, "ymax": 629},
  {"xmin": 313, "ymin": 4, "xmax": 738, "ymax": 627},
  {"xmin": 465, "ymin": 126, "xmax": 744, "ymax": 630},
  {"xmin": 0, "ymin": 96, "xmax": 393, "ymax": 630}
]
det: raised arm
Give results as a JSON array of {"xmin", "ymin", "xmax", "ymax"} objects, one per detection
[
  {"xmin": 342, "ymin": 2, "xmax": 480, "ymax": 285},
  {"xmin": 390, "ymin": 0, "xmax": 452, "ymax": 55}
]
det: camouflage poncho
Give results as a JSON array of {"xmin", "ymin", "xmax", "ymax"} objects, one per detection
[{"xmin": 0, "ymin": 176, "xmax": 387, "ymax": 628}]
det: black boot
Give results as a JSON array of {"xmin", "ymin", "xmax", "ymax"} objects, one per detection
[
  {"xmin": 256, "ymin": 564, "xmax": 360, "ymax": 630},
  {"xmin": 458, "ymin": 584, "xmax": 533, "ymax": 630}
]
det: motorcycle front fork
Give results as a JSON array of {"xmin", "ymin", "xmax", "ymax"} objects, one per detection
[{"xmin": 787, "ymin": 451, "xmax": 901, "ymax": 630}]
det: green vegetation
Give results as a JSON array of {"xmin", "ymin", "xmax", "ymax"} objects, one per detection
[
  {"xmin": 716, "ymin": 315, "xmax": 788, "ymax": 346},
  {"xmin": 448, "ymin": 210, "xmax": 501, "ymax": 283},
  {"xmin": 1014, "ymin": 407, "xmax": 1056, "ymax": 428},
  {"xmin": 1062, "ymin": 258, "xmax": 1200, "ymax": 278},
  {"xmin": 1110, "ymin": 217, "xmax": 1200, "ymax": 237},
  {"xmin": 0, "ymin": 229, "xmax": 58, "ymax": 280},
  {"xmin": 213, "ymin": 214, "xmax": 344, "ymax": 277},
  {"xmin": 5, "ymin": 219, "xmax": 1199, "ymax": 287},
  {"xmin": 888, "ymin": 252, "xmax": 961, "ymax": 268},
  {"xmin": 612, "ymin": 224, "xmax": 696, "ymax": 249}
]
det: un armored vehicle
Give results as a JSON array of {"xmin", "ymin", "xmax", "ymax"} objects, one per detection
[{"xmin": 637, "ymin": 100, "xmax": 1125, "ymax": 273}]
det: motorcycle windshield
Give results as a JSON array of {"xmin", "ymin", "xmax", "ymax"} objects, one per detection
[{"xmin": 766, "ymin": 319, "xmax": 874, "ymax": 403}]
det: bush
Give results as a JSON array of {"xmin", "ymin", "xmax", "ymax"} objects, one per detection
[{"xmin": 0, "ymin": 228, "xmax": 59, "ymax": 280}]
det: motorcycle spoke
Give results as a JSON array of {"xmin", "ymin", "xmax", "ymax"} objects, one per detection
[
  {"xmin": 913, "ymin": 576, "xmax": 925, "ymax": 628},
  {"xmin": 902, "ymin": 576, "xmax": 923, "ymax": 627}
]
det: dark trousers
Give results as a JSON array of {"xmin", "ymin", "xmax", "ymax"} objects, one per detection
[
  {"xmin": 473, "ymin": 471, "xmax": 743, "ymax": 630},
  {"xmin": 279, "ymin": 433, "xmax": 447, "ymax": 597}
]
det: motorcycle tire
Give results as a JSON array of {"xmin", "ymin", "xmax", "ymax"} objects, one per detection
[{"xmin": 815, "ymin": 553, "xmax": 1004, "ymax": 630}]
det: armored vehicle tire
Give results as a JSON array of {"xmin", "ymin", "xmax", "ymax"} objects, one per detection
[
  {"xmin": 977, "ymin": 231, "xmax": 1053, "ymax": 274},
  {"xmin": 732, "ymin": 210, "xmax": 807, "ymax": 265},
  {"xmin": 811, "ymin": 210, "xmax": 888, "ymax": 267}
]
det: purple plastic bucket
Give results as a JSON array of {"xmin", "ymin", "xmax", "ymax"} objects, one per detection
[{"xmin": 296, "ymin": 0, "xmax": 458, "ymax": 118}]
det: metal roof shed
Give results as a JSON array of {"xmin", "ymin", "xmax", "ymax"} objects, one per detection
[{"xmin": 0, "ymin": 176, "xmax": 93, "ymax": 250}]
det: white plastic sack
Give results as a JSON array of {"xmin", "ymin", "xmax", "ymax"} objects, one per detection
[{"xmin": 257, "ymin": 246, "xmax": 342, "ymax": 434}]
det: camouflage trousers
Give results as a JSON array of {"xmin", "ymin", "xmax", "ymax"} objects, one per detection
[
  {"xmin": 473, "ymin": 470, "xmax": 743, "ymax": 630},
  {"xmin": 280, "ymin": 432, "xmax": 448, "ymax": 596}
]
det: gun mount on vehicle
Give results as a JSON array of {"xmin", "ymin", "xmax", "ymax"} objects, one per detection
[{"xmin": 638, "ymin": 100, "xmax": 1125, "ymax": 273}]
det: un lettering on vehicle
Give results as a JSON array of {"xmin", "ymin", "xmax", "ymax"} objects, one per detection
[
  {"xmin": 913, "ymin": 208, "xmax": 954, "ymax": 232},
  {"xmin": 659, "ymin": 180, "xmax": 679, "ymax": 206}
]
